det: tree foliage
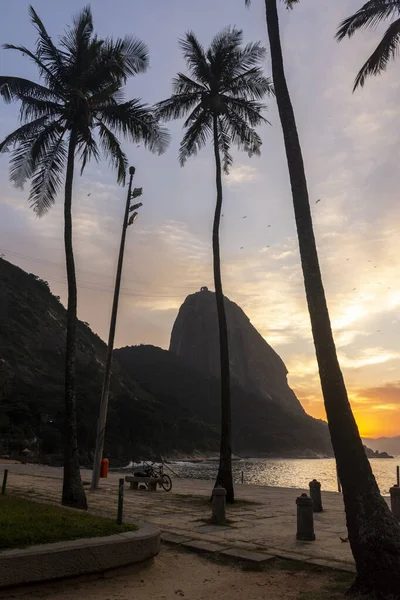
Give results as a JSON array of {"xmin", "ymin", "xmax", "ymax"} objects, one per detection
[
  {"xmin": 0, "ymin": 5, "xmax": 169, "ymax": 216},
  {"xmin": 155, "ymin": 27, "xmax": 272, "ymax": 171},
  {"xmin": 336, "ymin": 0, "xmax": 400, "ymax": 89}
]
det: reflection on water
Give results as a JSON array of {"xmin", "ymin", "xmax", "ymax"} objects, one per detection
[{"xmin": 168, "ymin": 457, "xmax": 399, "ymax": 496}]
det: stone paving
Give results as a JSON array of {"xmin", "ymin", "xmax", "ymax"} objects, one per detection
[{"xmin": 1, "ymin": 461, "xmax": 386, "ymax": 572}]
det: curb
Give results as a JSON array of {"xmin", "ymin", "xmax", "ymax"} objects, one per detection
[
  {"xmin": 161, "ymin": 533, "xmax": 356, "ymax": 573},
  {"xmin": 0, "ymin": 524, "xmax": 160, "ymax": 588}
]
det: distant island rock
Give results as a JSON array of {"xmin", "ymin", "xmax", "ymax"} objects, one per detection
[
  {"xmin": 363, "ymin": 445, "xmax": 393, "ymax": 459},
  {"xmin": 362, "ymin": 436, "xmax": 400, "ymax": 457}
]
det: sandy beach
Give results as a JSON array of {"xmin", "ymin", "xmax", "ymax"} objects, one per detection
[{"xmin": 0, "ymin": 546, "xmax": 350, "ymax": 600}]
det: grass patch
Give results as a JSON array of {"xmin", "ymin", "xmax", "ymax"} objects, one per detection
[{"xmin": 0, "ymin": 495, "xmax": 137, "ymax": 550}]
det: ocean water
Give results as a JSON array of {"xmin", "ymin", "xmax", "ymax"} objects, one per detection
[{"xmin": 166, "ymin": 457, "xmax": 400, "ymax": 496}]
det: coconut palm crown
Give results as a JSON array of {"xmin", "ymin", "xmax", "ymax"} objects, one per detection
[
  {"xmin": 0, "ymin": 5, "xmax": 169, "ymax": 215},
  {"xmin": 155, "ymin": 27, "xmax": 272, "ymax": 172},
  {"xmin": 336, "ymin": 0, "xmax": 400, "ymax": 89}
]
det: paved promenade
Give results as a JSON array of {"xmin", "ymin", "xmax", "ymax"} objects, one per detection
[{"xmin": 1, "ymin": 461, "xmax": 381, "ymax": 572}]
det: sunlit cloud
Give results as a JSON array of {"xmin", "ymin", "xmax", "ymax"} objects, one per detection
[
  {"xmin": 338, "ymin": 348, "xmax": 400, "ymax": 370},
  {"xmin": 225, "ymin": 164, "xmax": 259, "ymax": 186}
]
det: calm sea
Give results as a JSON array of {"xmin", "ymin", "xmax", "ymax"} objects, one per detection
[{"xmin": 167, "ymin": 457, "xmax": 400, "ymax": 496}]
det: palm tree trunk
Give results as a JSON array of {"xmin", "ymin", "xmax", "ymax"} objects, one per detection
[
  {"xmin": 212, "ymin": 113, "xmax": 234, "ymax": 503},
  {"xmin": 61, "ymin": 128, "xmax": 87, "ymax": 510},
  {"xmin": 264, "ymin": 0, "xmax": 400, "ymax": 595}
]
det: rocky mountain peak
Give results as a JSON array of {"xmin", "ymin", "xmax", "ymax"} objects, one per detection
[{"xmin": 169, "ymin": 288, "xmax": 305, "ymax": 416}]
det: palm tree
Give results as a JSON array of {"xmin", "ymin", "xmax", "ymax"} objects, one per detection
[
  {"xmin": 156, "ymin": 28, "xmax": 272, "ymax": 503},
  {"xmin": 0, "ymin": 5, "xmax": 168, "ymax": 510},
  {"xmin": 336, "ymin": 0, "xmax": 400, "ymax": 90},
  {"xmin": 245, "ymin": 0, "xmax": 400, "ymax": 595}
]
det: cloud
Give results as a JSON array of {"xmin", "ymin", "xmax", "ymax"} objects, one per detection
[
  {"xmin": 225, "ymin": 165, "xmax": 259, "ymax": 186},
  {"xmin": 338, "ymin": 348, "xmax": 400, "ymax": 370}
]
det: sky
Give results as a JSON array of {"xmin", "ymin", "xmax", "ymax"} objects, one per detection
[{"xmin": 1, "ymin": 0, "xmax": 400, "ymax": 439}]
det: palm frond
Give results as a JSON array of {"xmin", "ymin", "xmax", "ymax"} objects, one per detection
[
  {"xmin": 97, "ymin": 121, "xmax": 128, "ymax": 184},
  {"xmin": 2, "ymin": 44, "xmax": 61, "ymax": 89},
  {"xmin": 155, "ymin": 93, "xmax": 202, "ymax": 122},
  {"xmin": 217, "ymin": 117, "xmax": 233, "ymax": 174},
  {"xmin": 224, "ymin": 68, "xmax": 274, "ymax": 100},
  {"xmin": 99, "ymin": 99, "xmax": 170, "ymax": 154},
  {"xmin": 60, "ymin": 5, "xmax": 94, "ymax": 77},
  {"xmin": 28, "ymin": 134, "xmax": 67, "ymax": 216},
  {"xmin": 179, "ymin": 32, "xmax": 211, "ymax": 85},
  {"xmin": 285, "ymin": 0, "xmax": 300, "ymax": 8},
  {"xmin": 222, "ymin": 96, "xmax": 269, "ymax": 127},
  {"xmin": 77, "ymin": 130, "xmax": 100, "ymax": 175},
  {"xmin": 232, "ymin": 42, "xmax": 267, "ymax": 74},
  {"xmin": 179, "ymin": 111, "xmax": 213, "ymax": 166},
  {"xmin": 108, "ymin": 35, "xmax": 149, "ymax": 77},
  {"xmin": 82, "ymin": 36, "xmax": 148, "ymax": 92},
  {"xmin": 89, "ymin": 83, "xmax": 125, "ymax": 107},
  {"xmin": 336, "ymin": 0, "xmax": 400, "ymax": 40},
  {"xmin": 18, "ymin": 97, "xmax": 63, "ymax": 123},
  {"xmin": 208, "ymin": 28, "xmax": 243, "ymax": 84},
  {"xmin": 182, "ymin": 103, "xmax": 205, "ymax": 129},
  {"xmin": 0, "ymin": 76, "xmax": 62, "ymax": 103},
  {"xmin": 9, "ymin": 120, "xmax": 63, "ymax": 189},
  {"xmin": 222, "ymin": 112, "xmax": 263, "ymax": 156},
  {"xmin": 172, "ymin": 73, "xmax": 207, "ymax": 95},
  {"xmin": 209, "ymin": 27, "xmax": 243, "ymax": 64},
  {"xmin": 0, "ymin": 82, "xmax": 11, "ymax": 102},
  {"xmin": 0, "ymin": 116, "xmax": 50, "ymax": 153},
  {"xmin": 353, "ymin": 17, "xmax": 400, "ymax": 88},
  {"xmin": 29, "ymin": 5, "xmax": 67, "ymax": 78}
]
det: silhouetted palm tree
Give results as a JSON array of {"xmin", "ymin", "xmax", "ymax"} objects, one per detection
[
  {"xmin": 336, "ymin": 0, "xmax": 400, "ymax": 89},
  {"xmin": 246, "ymin": 0, "xmax": 400, "ymax": 595},
  {"xmin": 156, "ymin": 27, "xmax": 272, "ymax": 502},
  {"xmin": 0, "ymin": 5, "xmax": 168, "ymax": 510}
]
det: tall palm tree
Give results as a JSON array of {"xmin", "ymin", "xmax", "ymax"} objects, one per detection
[
  {"xmin": 246, "ymin": 0, "xmax": 400, "ymax": 595},
  {"xmin": 156, "ymin": 28, "xmax": 272, "ymax": 503},
  {"xmin": 336, "ymin": 0, "xmax": 400, "ymax": 90},
  {"xmin": 0, "ymin": 5, "xmax": 168, "ymax": 510}
]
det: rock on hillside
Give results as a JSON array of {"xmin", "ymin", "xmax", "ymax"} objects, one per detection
[{"xmin": 170, "ymin": 287, "xmax": 305, "ymax": 416}]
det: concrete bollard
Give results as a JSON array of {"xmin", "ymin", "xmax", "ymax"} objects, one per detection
[
  {"xmin": 309, "ymin": 479, "xmax": 323, "ymax": 513},
  {"xmin": 390, "ymin": 485, "xmax": 400, "ymax": 521},
  {"xmin": 296, "ymin": 493, "xmax": 315, "ymax": 541},
  {"xmin": 212, "ymin": 485, "xmax": 227, "ymax": 525}
]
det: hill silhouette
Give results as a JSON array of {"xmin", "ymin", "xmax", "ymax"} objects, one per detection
[{"xmin": 0, "ymin": 258, "xmax": 217, "ymax": 462}]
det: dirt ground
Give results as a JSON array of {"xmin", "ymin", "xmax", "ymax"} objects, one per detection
[{"xmin": 1, "ymin": 546, "xmax": 352, "ymax": 600}]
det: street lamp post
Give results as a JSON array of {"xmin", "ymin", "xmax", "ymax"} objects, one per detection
[{"xmin": 91, "ymin": 166, "xmax": 143, "ymax": 490}]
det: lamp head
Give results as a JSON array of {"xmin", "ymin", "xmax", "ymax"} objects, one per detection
[
  {"xmin": 129, "ymin": 202, "xmax": 143, "ymax": 212},
  {"xmin": 131, "ymin": 187, "xmax": 143, "ymax": 199}
]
